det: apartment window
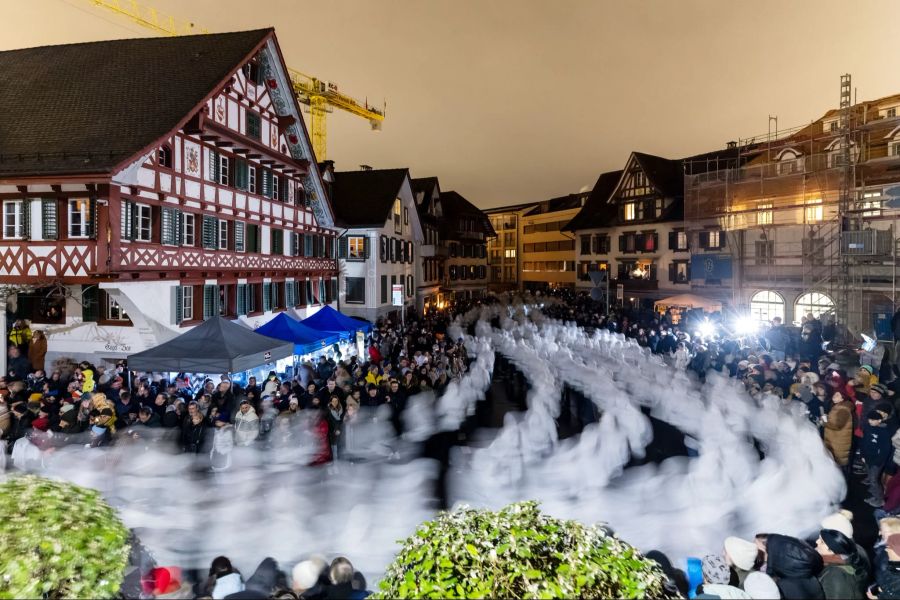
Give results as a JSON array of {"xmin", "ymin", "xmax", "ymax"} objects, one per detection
[
  {"xmin": 778, "ymin": 160, "xmax": 797, "ymax": 175},
  {"xmin": 624, "ymin": 202, "xmax": 636, "ymax": 221},
  {"xmin": 41, "ymin": 199, "xmax": 57, "ymax": 240},
  {"xmin": 247, "ymin": 112, "xmax": 261, "ymax": 140},
  {"xmin": 750, "ymin": 290, "xmax": 785, "ymax": 323},
  {"xmin": 669, "ymin": 260, "xmax": 690, "ymax": 283},
  {"xmin": 862, "ymin": 191, "xmax": 883, "ymax": 218},
  {"xmin": 393, "ymin": 199, "xmax": 402, "ymax": 233},
  {"xmin": 829, "ymin": 121, "xmax": 838, "ymax": 132},
  {"xmin": 202, "ymin": 285, "xmax": 218, "ymax": 320},
  {"xmin": 708, "ymin": 230, "xmax": 720, "ymax": 248},
  {"xmin": 68, "ymin": 199, "xmax": 92, "ymax": 238},
  {"xmin": 346, "ymin": 277, "xmax": 365, "ymax": 304},
  {"xmin": 106, "ymin": 296, "xmax": 128, "ymax": 321},
  {"xmin": 580, "ymin": 235, "xmax": 591, "ymax": 255},
  {"xmin": 347, "ymin": 236, "xmax": 367, "ymax": 260},
  {"xmin": 218, "ymin": 155, "xmax": 230, "ymax": 186},
  {"xmin": 755, "ymin": 240, "xmax": 774, "ymax": 266},
  {"xmin": 889, "ymin": 108, "xmax": 897, "ymax": 119},
  {"xmin": 272, "ymin": 175, "xmax": 280, "ymax": 201},
  {"xmin": 182, "ymin": 213, "xmax": 195, "ymax": 246},
  {"xmin": 201, "ymin": 215, "xmax": 217, "ymax": 249},
  {"xmin": 135, "ymin": 204, "xmax": 152, "ymax": 242},
  {"xmin": 794, "ymin": 292, "xmax": 834, "ymax": 322},
  {"xmin": 504, "ymin": 249, "xmax": 516, "ymax": 258},
  {"xmin": 676, "ymin": 231, "xmax": 688, "ymax": 251},
  {"xmin": 891, "ymin": 142, "xmax": 900, "ymax": 157},
  {"xmin": 757, "ymin": 203, "xmax": 773, "ymax": 226},
  {"xmin": 404, "ymin": 206, "xmax": 409, "ymax": 225},
  {"xmin": 181, "ymin": 285, "xmax": 193, "ymax": 321},
  {"xmin": 262, "ymin": 282, "xmax": 273, "ymax": 312},
  {"xmin": 248, "ymin": 165, "xmax": 257, "ymax": 193},
  {"xmin": 159, "ymin": 145, "xmax": 172, "ymax": 168},
  {"xmin": 2, "ymin": 200, "xmax": 24, "ymax": 239},
  {"xmin": 218, "ymin": 220, "xmax": 229, "ymax": 250},
  {"xmin": 380, "ymin": 275, "xmax": 388, "ymax": 304},
  {"xmin": 804, "ymin": 198, "xmax": 823, "ymax": 223}
]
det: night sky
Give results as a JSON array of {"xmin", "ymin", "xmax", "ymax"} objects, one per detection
[{"xmin": 5, "ymin": 0, "xmax": 900, "ymax": 208}]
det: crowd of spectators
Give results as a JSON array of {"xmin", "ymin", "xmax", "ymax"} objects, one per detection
[{"xmin": 5, "ymin": 290, "xmax": 900, "ymax": 598}]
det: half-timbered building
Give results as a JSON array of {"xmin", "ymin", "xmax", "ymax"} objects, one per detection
[{"xmin": 0, "ymin": 29, "xmax": 339, "ymax": 368}]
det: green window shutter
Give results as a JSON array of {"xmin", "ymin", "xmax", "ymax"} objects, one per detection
[
  {"xmin": 338, "ymin": 237, "xmax": 348, "ymax": 259},
  {"xmin": 319, "ymin": 279, "xmax": 326, "ymax": 303},
  {"xmin": 175, "ymin": 210, "xmax": 184, "ymax": 245},
  {"xmin": 203, "ymin": 285, "xmax": 217, "ymax": 319},
  {"xmin": 262, "ymin": 170, "xmax": 273, "ymax": 198},
  {"xmin": 87, "ymin": 198, "xmax": 97, "ymax": 239},
  {"xmin": 175, "ymin": 286, "xmax": 184, "ymax": 324},
  {"xmin": 237, "ymin": 283, "xmax": 247, "ymax": 316},
  {"xmin": 263, "ymin": 282, "xmax": 272, "ymax": 312},
  {"xmin": 208, "ymin": 149, "xmax": 219, "ymax": 182},
  {"xmin": 306, "ymin": 280, "xmax": 313, "ymax": 305},
  {"xmin": 234, "ymin": 221, "xmax": 245, "ymax": 252},
  {"xmin": 285, "ymin": 282, "xmax": 293, "ymax": 307},
  {"xmin": 255, "ymin": 226, "xmax": 262, "ymax": 253},
  {"xmin": 272, "ymin": 230, "xmax": 283, "ymax": 254},
  {"xmin": 202, "ymin": 216, "xmax": 217, "ymax": 249},
  {"xmin": 82, "ymin": 285, "xmax": 99, "ymax": 322},
  {"xmin": 41, "ymin": 199, "xmax": 58, "ymax": 240},
  {"xmin": 161, "ymin": 208, "xmax": 175, "ymax": 245},
  {"xmin": 235, "ymin": 159, "xmax": 248, "ymax": 190}
]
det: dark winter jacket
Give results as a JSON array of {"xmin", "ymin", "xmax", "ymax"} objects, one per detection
[
  {"xmin": 863, "ymin": 421, "xmax": 894, "ymax": 468},
  {"xmin": 819, "ymin": 560, "xmax": 863, "ymax": 600},
  {"xmin": 224, "ymin": 557, "xmax": 286, "ymax": 599},
  {"xmin": 874, "ymin": 545, "xmax": 900, "ymax": 599},
  {"xmin": 181, "ymin": 420, "xmax": 205, "ymax": 453},
  {"xmin": 766, "ymin": 534, "xmax": 825, "ymax": 600}
]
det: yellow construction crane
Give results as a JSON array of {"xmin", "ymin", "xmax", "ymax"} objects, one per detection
[{"xmin": 85, "ymin": 0, "xmax": 385, "ymax": 160}]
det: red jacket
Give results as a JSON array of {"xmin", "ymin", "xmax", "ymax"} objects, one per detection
[{"xmin": 308, "ymin": 418, "xmax": 332, "ymax": 466}]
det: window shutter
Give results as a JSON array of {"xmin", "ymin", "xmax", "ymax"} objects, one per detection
[
  {"xmin": 41, "ymin": 199, "xmax": 58, "ymax": 240},
  {"xmin": 649, "ymin": 263, "xmax": 658, "ymax": 281},
  {"xmin": 203, "ymin": 285, "xmax": 217, "ymax": 319},
  {"xmin": 87, "ymin": 198, "xmax": 97, "ymax": 239},
  {"xmin": 717, "ymin": 232, "xmax": 726, "ymax": 249},
  {"xmin": 409, "ymin": 241, "xmax": 414, "ymax": 264},
  {"xmin": 363, "ymin": 236, "xmax": 371, "ymax": 259},
  {"xmin": 82, "ymin": 285, "xmax": 99, "ymax": 322},
  {"xmin": 175, "ymin": 286, "xmax": 184, "ymax": 324},
  {"xmin": 668, "ymin": 231, "xmax": 676, "ymax": 251},
  {"xmin": 668, "ymin": 263, "xmax": 676, "ymax": 282},
  {"xmin": 617, "ymin": 263, "xmax": 626, "ymax": 279},
  {"xmin": 338, "ymin": 237, "xmax": 348, "ymax": 259},
  {"xmin": 262, "ymin": 170, "xmax": 273, "ymax": 198},
  {"xmin": 618, "ymin": 235, "xmax": 625, "ymax": 252},
  {"xmin": 699, "ymin": 231, "xmax": 709, "ymax": 249},
  {"xmin": 236, "ymin": 284, "xmax": 247, "ymax": 316},
  {"xmin": 208, "ymin": 150, "xmax": 219, "ymax": 182},
  {"xmin": 686, "ymin": 262, "xmax": 691, "ymax": 282},
  {"xmin": 380, "ymin": 235, "xmax": 387, "ymax": 262},
  {"xmin": 21, "ymin": 199, "xmax": 31, "ymax": 240},
  {"xmin": 120, "ymin": 201, "xmax": 134, "ymax": 241},
  {"xmin": 175, "ymin": 210, "xmax": 184, "ymax": 245}
]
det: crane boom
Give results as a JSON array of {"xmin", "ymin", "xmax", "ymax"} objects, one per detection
[{"xmin": 86, "ymin": 0, "xmax": 384, "ymax": 160}]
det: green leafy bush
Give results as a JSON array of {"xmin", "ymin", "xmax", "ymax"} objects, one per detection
[
  {"xmin": 375, "ymin": 501, "xmax": 677, "ymax": 599},
  {"xmin": 0, "ymin": 475, "xmax": 131, "ymax": 599}
]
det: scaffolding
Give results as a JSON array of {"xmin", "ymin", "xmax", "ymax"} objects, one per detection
[{"xmin": 683, "ymin": 76, "xmax": 900, "ymax": 338}]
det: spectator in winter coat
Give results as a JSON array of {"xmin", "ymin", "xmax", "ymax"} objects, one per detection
[
  {"xmin": 815, "ymin": 529, "xmax": 866, "ymax": 599},
  {"xmin": 181, "ymin": 412, "xmax": 206, "ymax": 453},
  {"xmin": 694, "ymin": 554, "xmax": 746, "ymax": 599},
  {"xmin": 224, "ymin": 557, "xmax": 286, "ymax": 599},
  {"xmin": 724, "ymin": 536, "xmax": 763, "ymax": 587},
  {"xmin": 233, "ymin": 400, "xmax": 260, "ymax": 447},
  {"xmin": 6, "ymin": 347, "xmax": 29, "ymax": 380},
  {"xmin": 765, "ymin": 533, "xmax": 824, "ymax": 600},
  {"xmin": 863, "ymin": 410, "xmax": 896, "ymax": 507},
  {"xmin": 873, "ymin": 519, "xmax": 900, "ymax": 599},
  {"xmin": 823, "ymin": 392, "xmax": 854, "ymax": 468},
  {"xmin": 765, "ymin": 318, "xmax": 790, "ymax": 361}
]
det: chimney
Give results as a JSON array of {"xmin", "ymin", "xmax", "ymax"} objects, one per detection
[
  {"xmin": 726, "ymin": 141, "xmax": 737, "ymax": 149},
  {"xmin": 360, "ymin": 164, "xmax": 373, "ymax": 171}
]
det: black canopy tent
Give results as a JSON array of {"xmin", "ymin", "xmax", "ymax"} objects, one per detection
[{"xmin": 127, "ymin": 316, "xmax": 294, "ymax": 373}]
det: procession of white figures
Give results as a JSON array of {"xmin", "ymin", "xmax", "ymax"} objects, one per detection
[{"xmin": 0, "ymin": 300, "xmax": 845, "ymax": 581}]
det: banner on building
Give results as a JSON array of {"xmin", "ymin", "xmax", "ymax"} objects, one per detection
[{"xmin": 690, "ymin": 254, "xmax": 733, "ymax": 280}]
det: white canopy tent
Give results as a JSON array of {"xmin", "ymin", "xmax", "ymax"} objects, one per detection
[{"xmin": 654, "ymin": 293, "xmax": 723, "ymax": 312}]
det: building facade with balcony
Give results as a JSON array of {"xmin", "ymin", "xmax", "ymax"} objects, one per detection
[
  {"xmin": 0, "ymin": 30, "xmax": 340, "ymax": 370},
  {"xmin": 330, "ymin": 168, "xmax": 422, "ymax": 323},
  {"xmin": 684, "ymin": 91, "xmax": 900, "ymax": 333},
  {"xmin": 411, "ymin": 177, "xmax": 449, "ymax": 314},
  {"xmin": 439, "ymin": 191, "xmax": 496, "ymax": 301},
  {"xmin": 485, "ymin": 203, "xmax": 535, "ymax": 291}
]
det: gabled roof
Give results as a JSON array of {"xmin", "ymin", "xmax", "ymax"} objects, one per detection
[
  {"xmin": 410, "ymin": 176, "xmax": 441, "ymax": 225},
  {"xmin": 631, "ymin": 152, "xmax": 684, "ymax": 198},
  {"xmin": 331, "ymin": 168, "xmax": 409, "ymax": 228},
  {"xmin": 483, "ymin": 202, "xmax": 538, "ymax": 214},
  {"xmin": 523, "ymin": 192, "xmax": 588, "ymax": 217},
  {"xmin": 439, "ymin": 190, "xmax": 497, "ymax": 239},
  {"xmin": 562, "ymin": 170, "xmax": 622, "ymax": 231},
  {"xmin": 0, "ymin": 29, "xmax": 272, "ymax": 177}
]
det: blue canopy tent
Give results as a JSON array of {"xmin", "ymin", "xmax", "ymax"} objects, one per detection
[
  {"xmin": 299, "ymin": 305, "xmax": 373, "ymax": 339},
  {"xmin": 255, "ymin": 312, "xmax": 342, "ymax": 356}
]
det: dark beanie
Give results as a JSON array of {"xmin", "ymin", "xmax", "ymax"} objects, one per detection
[{"xmin": 821, "ymin": 529, "xmax": 855, "ymax": 556}]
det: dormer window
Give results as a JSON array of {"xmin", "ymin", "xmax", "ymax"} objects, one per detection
[
  {"xmin": 776, "ymin": 148, "xmax": 802, "ymax": 175},
  {"xmin": 825, "ymin": 138, "xmax": 859, "ymax": 168},
  {"xmin": 624, "ymin": 202, "xmax": 636, "ymax": 221}
]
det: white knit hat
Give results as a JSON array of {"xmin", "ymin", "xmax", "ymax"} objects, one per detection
[
  {"xmin": 724, "ymin": 536, "xmax": 759, "ymax": 571},
  {"xmin": 742, "ymin": 571, "xmax": 780, "ymax": 599},
  {"xmin": 821, "ymin": 509, "xmax": 854, "ymax": 539},
  {"xmin": 292, "ymin": 558, "xmax": 325, "ymax": 591}
]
